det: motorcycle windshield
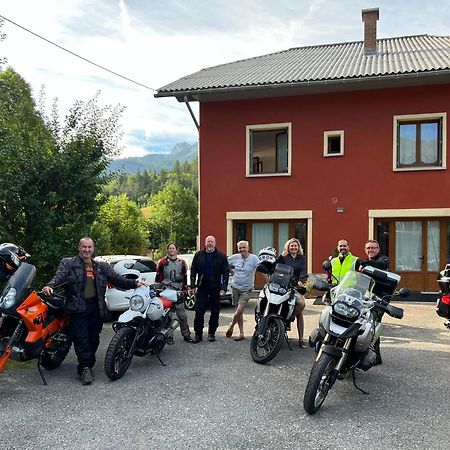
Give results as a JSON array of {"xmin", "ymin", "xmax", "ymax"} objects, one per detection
[
  {"xmin": 0, "ymin": 262, "xmax": 36, "ymax": 313},
  {"xmin": 331, "ymin": 270, "xmax": 374, "ymax": 306},
  {"xmin": 269, "ymin": 263, "xmax": 293, "ymax": 289}
]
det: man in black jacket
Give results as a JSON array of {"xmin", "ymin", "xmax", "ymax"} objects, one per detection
[
  {"xmin": 42, "ymin": 237, "xmax": 147, "ymax": 384},
  {"xmin": 359, "ymin": 239, "xmax": 389, "ymax": 270},
  {"xmin": 190, "ymin": 235, "xmax": 229, "ymax": 343},
  {"xmin": 359, "ymin": 239, "xmax": 389, "ymax": 365}
]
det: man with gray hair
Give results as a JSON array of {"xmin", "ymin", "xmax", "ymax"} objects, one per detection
[{"xmin": 226, "ymin": 241, "xmax": 260, "ymax": 341}]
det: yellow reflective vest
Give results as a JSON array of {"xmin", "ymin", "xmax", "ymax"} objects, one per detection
[{"xmin": 331, "ymin": 252, "xmax": 358, "ymax": 284}]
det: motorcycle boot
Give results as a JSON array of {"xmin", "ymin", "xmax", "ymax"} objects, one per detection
[{"xmin": 81, "ymin": 367, "xmax": 94, "ymax": 385}]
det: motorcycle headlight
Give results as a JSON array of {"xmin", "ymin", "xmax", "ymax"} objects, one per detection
[
  {"xmin": 333, "ymin": 301, "xmax": 360, "ymax": 319},
  {"xmin": 129, "ymin": 294, "xmax": 145, "ymax": 311},
  {"xmin": 1, "ymin": 287, "xmax": 17, "ymax": 309}
]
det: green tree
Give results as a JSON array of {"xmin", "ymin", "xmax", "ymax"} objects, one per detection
[
  {"xmin": 0, "ymin": 68, "xmax": 124, "ymax": 282},
  {"xmin": 91, "ymin": 194, "xmax": 149, "ymax": 255},
  {"xmin": 148, "ymin": 181, "xmax": 198, "ymax": 250}
]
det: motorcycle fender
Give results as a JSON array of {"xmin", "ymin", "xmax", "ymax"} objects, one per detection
[
  {"xmin": 0, "ymin": 345, "xmax": 12, "ymax": 373},
  {"xmin": 117, "ymin": 310, "xmax": 144, "ymax": 323},
  {"xmin": 320, "ymin": 344, "xmax": 342, "ymax": 360},
  {"xmin": 339, "ymin": 322, "xmax": 363, "ymax": 340}
]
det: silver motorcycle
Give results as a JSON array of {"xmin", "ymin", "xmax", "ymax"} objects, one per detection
[{"xmin": 304, "ymin": 264, "xmax": 407, "ymax": 414}]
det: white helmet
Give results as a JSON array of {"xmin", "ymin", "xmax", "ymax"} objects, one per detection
[
  {"xmin": 258, "ymin": 247, "xmax": 277, "ymax": 264},
  {"xmin": 146, "ymin": 298, "xmax": 164, "ymax": 321},
  {"xmin": 113, "ymin": 259, "xmax": 140, "ymax": 279}
]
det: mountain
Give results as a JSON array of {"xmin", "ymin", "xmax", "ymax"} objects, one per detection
[{"xmin": 109, "ymin": 141, "xmax": 198, "ymax": 173}]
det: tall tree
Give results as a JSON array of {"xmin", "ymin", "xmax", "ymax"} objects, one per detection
[
  {"xmin": 148, "ymin": 181, "xmax": 198, "ymax": 251},
  {"xmin": 0, "ymin": 68, "xmax": 124, "ymax": 281},
  {"xmin": 91, "ymin": 194, "xmax": 149, "ymax": 255}
]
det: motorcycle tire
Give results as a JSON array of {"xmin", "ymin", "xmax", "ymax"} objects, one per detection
[
  {"xmin": 39, "ymin": 336, "xmax": 72, "ymax": 370},
  {"xmin": 303, "ymin": 353, "xmax": 337, "ymax": 415},
  {"xmin": 250, "ymin": 317, "xmax": 285, "ymax": 364},
  {"xmin": 104, "ymin": 326, "xmax": 136, "ymax": 381},
  {"xmin": 184, "ymin": 293, "xmax": 196, "ymax": 311}
]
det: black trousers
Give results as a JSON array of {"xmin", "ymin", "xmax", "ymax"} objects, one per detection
[
  {"xmin": 194, "ymin": 286, "xmax": 221, "ymax": 336},
  {"xmin": 68, "ymin": 299, "xmax": 103, "ymax": 373}
]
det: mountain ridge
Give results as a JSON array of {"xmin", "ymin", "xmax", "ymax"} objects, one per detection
[{"xmin": 109, "ymin": 141, "xmax": 197, "ymax": 173}]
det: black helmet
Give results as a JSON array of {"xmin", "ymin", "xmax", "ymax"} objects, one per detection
[{"xmin": 0, "ymin": 243, "xmax": 30, "ymax": 274}]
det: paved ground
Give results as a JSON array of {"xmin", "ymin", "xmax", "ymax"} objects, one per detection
[{"xmin": 0, "ymin": 299, "xmax": 449, "ymax": 450}]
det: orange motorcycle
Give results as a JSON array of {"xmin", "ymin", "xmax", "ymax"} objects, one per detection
[{"xmin": 0, "ymin": 247, "xmax": 72, "ymax": 384}]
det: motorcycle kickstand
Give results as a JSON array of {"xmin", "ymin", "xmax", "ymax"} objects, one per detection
[
  {"xmin": 37, "ymin": 354, "xmax": 48, "ymax": 386},
  {"xmin": 284, "ymin": 332, "xmax": 293, "ymax": 351},
  {"xmin": 154, "ymin": 348, "xmax": 166, "ymax": 367},
  {"xmin": 351, "ymin": 368, "xmax": 368, "ymax": 395}
]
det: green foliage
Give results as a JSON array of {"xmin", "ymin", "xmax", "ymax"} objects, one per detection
[
  {"xmin": 148, "ymin": 181, "xmax": 198, "ymax": 251},
  {"xmin": 0, "ymin": 68, "xmax": 124, "ymax": 283},
  {"xmin": 105, "ymin": 158, "xmax": 198, "ymax": 206},
  {"xmin": 90, "ymin": 194, "xmax": 149, "ymax": 255}
]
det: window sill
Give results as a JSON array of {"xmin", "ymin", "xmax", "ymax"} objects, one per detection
[
  {"xmin": 393, "ymin": 166, "xmax": 446, "ymax": 172},
  {"xmin": 246, "ymin": 172, "xmax": 291, "ymax": 178}
]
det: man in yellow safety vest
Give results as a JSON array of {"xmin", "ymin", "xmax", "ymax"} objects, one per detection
[{"xmin": 331, "ymin": 239, "xmax": 360, "ymax": 284}]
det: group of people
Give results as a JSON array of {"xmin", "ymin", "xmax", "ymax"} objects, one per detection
[{"xmin": 42, "ymin": 235, "xmax": 388, "ymax": 385}]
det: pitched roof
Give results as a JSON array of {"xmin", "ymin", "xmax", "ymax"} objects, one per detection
[{"xmin": 155, "ymin": 35, "xmax": 450, "ymax": 100}]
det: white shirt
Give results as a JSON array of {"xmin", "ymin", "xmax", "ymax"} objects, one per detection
[{"xmin": 228, "ymin": 253, "xmax": 260, "ymax": 290}]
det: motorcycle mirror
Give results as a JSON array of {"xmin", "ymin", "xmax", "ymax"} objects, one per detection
[
  {"xmin": 322, "ymin": 261, "xmax": 332, "ymax": 272},
  {"xmin": 397, "ymin": 287, "xmax": 410, "ymax": 298}
]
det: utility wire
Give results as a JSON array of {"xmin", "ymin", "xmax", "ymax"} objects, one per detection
[{"xmin": 0, "ymin": 14, "xmax": 157, "ymax": 92}]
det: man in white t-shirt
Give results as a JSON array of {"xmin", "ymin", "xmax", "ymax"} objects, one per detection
[{"xmin": 226, "ymin": 241, "xmax": 260, "ymax": 341}]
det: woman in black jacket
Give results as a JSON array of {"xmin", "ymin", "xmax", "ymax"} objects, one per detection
[{"xmin": 276, "ymin": 238, "xmax": 307, "ymax": 347}]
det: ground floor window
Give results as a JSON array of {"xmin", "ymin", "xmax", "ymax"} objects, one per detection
[
  {"xmin": 233, "ymin": 219, "xmax": 307, "ymax": 256},
  {"xmin": 375, "ymin": 217, "xmax": 449, "ymax": 291}
]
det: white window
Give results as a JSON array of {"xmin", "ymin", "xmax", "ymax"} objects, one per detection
[
  {"xmin": 246, "ymin": 123, "xmax": 292, "ymax": 176},
  {"xmin": 323, "ymin": 130, "xmax": 344, "ymax": 157},
  {"xmin": 393, "ymin": 113, "xmax": 446, "ymax": 171}
]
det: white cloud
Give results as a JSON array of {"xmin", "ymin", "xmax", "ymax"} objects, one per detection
[{"xmin": 1, "ymin": 0, "xmax": 449, "ymax": 158}]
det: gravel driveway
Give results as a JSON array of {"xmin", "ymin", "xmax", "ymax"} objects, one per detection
[{"xmin": 0, "ymin": 300, "xmax": 449, "ymax": 449}]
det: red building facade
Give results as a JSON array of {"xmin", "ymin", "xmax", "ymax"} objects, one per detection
[{"xmin": 197, "ymin": 84, "xmax": 449, "ymax": 291}]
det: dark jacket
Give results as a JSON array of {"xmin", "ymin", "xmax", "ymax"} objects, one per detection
[
  {"xmin": 276, "ymin": 254, "xmax": 306, "ymax": 281},
  {"xmin": 190, "ymin": 249, "xmax": 229, "ymax": 291},
  {"xmin": 360, "ymin": 254, "xmax": 389, "ymax": 270},
  {"xmin": 47, "ymin": 255, "xmax": 138, "ymax": 316}
]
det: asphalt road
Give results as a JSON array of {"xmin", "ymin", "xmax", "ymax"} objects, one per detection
[{"xmin": 0, "ymin": 299, "xmax": 449, "ymax": 450}]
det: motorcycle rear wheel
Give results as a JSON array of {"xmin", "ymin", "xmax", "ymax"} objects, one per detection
[
  {"xmin": 250, "ymin": 317, "xmax": 285, "ymax": 364},
  {"xmin": 39, "ymin": 335, "xmax": 72, "ymax": 370},
  {"xmin": 303, "ymin": 353, "xmax": 336, "ymax": 415},
  {"xmin": 104, "ymin": 326, "xmax": 136, "ymax": 381}
]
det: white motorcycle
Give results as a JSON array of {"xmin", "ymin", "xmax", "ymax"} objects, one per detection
[
  {"xmin": 250, "ymin": 262, "xmax": 305, "ymax": 364},
  {"xmin": 104, "ymin": 282, "xmax": 180, "ymax": 381},
  {"xmin": 303, "ymin": 264, "xmax": 407, "ymax": 414}
]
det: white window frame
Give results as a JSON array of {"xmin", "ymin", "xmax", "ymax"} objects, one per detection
[
  {"xmin": 393, "ymin": 112, "xmax": 447, "ymax": 172},
  {"xmin": 323, "ymin": 130, "xmax": 344, "ymax": 157},
  {"xmin": 246, "ymin": 123, "xmax": 292, "ymax": 177}
]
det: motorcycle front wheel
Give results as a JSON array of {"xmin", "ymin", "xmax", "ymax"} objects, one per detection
[
  {"xmin": 104, "ymin": 326, "xmax": 136, "ymax": 381},
  {"xmin": 303, "ymin": 353, "xmax": 337, "ymax": 415},
  {"xmin": 250, "ymin": 317, "xmax": 285, "ymax": 364}
]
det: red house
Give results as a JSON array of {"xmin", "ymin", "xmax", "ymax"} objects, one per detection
[{"xmin": 156, "ymin": 8, "xmax": 450, "ymax": 293}]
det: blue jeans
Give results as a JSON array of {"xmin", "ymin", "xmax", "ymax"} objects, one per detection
[{"xmin": 193, "ymin": 286, "xmax": 221, "ymax": 336}]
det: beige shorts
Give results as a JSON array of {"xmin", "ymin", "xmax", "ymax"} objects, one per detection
[{"xmin": 231, "ymin": 287, "xmax": 252, "ymax": 306}]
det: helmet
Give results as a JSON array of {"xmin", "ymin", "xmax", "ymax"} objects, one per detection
[
  {"xmin": 258, "ymin": 247, "xmax": 277, "ymax": 264},
  {"xmin": 0, "ymin": 243, "xmax": 30, "ymax": 274},
  {"xmin": 146, "ymin": 298, "xmax": 164, "ymax": 321}
]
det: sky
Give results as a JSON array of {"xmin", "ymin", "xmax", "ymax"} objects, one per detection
[{"xmin": 1, "ymin": 0, "xmax": 449, "ymax": 158}]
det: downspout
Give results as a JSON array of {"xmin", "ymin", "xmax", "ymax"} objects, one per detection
[{"xmin": 184, "ymin": 95, "xmax": 199, "ymax": 131}]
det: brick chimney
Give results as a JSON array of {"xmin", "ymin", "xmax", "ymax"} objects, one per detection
[{"xmin": 362, "ymin": 8, "xmax": 379, "ymax": 55}]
